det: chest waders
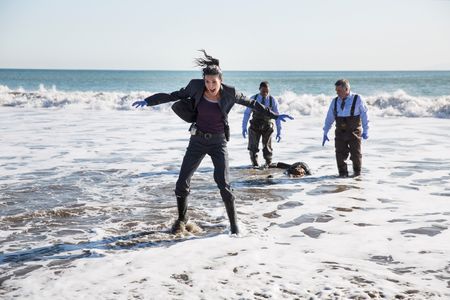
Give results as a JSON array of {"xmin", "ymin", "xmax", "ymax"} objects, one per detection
[
  {"xmin": 334, "ymin": 95, "xmax": 362, "ymax": 177},
  {"xmin": 248, "ymin": 95, "xmax": 275, "ymax": 167}
]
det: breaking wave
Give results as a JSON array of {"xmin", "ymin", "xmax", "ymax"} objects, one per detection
[{"xmin": 1, "ymin": 84, "xmax": 449, "ymax": 118}]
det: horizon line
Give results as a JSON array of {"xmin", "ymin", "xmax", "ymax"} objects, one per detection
[{"xmin": 1, "ymin": 67, "xmax": 450, "ymax": 72}]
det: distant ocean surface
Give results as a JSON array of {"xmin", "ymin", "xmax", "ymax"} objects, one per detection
[{"xmin": 1, "ymin": 69, "xmax": 450, "ymax": 117}]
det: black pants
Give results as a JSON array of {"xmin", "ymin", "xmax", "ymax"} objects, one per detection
[
  {"xmin": 175, "ymin": 134, "xmax": 234, "ymax": 203},
  {"xmin": 248, "ymin": 121, "xmax": 274, "ymax": 163}
]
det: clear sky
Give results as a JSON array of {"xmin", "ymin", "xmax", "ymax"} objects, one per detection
[{"xmin": 1, "ymin": 0, "xmax": 449, "ymax": 71}]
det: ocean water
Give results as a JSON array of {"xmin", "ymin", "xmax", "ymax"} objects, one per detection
[
  {"xmin": 1, "ymin": 69, "xmax": 450, "ymax": 117},
  {"xmin": 1, "ymin": 69, "xmax": 450, "ymax": 96},
  {"xmin": 1, "ymin": 70, "xmax": 449, "ymax": 299}
]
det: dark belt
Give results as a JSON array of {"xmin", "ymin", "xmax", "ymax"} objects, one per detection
[{"xmin": 195, "ymin": 129, "xmax": 225, "ymax": 140}]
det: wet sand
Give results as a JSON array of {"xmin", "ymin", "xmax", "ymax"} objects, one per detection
[{"xmin": 1, "ymin": 110, "xmax": 449, "ymax": 299}]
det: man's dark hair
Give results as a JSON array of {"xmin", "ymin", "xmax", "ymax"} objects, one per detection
[
  {"xmin": 335, "ymin": 79, "xmax": 350, "ymax": 91},
  {"xmin": 195, "ymin": 49, "xmax": 222, "ymax": 79},
  {"xmin": 259, "ymin": 81, "xmax": 270, "ymax": 89}
]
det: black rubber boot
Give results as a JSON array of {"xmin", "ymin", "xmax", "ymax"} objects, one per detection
[
  {"xmin": 249, "ymin": 151, "xmax": 259, "ymax": 167},
  {"xmin": 170, "ymin": 195, "xmax": 188, "ymax": 234},
  {"xmin": 176, "ymin": 195, "xmax": 188, "ymax": 222},
  {"xmin": 339, "ymin": 172, "xmax": 349, "ymax": 178},
  {"xmin": 338, "ymin": 166, "xmax": 349, "ymax": 178},
  {"xmin": 223, "ymin": 198, "xmax": 239, "ymax": 235},
  {"xmin": 170, "ymin": 219, "xmax": 186, "ymax": 234}
]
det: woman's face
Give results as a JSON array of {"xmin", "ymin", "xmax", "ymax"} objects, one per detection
[{"xmin": 204, "ymin": 75, "xmax": 222, "ymax": 96}]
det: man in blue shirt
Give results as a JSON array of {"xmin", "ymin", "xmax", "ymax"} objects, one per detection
[
  {"xmin": 242, "ymin": 81, "xmax": 282, "ymax": 167},
  {"xmin": 322, "ymin": 79, "xmax": 369, "ymax": 177}
]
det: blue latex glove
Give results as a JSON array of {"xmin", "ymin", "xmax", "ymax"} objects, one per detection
[
  {"xmin": 242, "ymin": 128, "xmax": 247, "ymax": 139},
  {"xmin": 276, "ymin": 132, "xmax": 281, "ymax": 143},
  {"xmin": 277, "ymin": 114, "xmax": 294, "ymax": 122},
  {"xmin": 362, "ymin": 132, "xmax": 369, "ymax": 140},
  {"xmin": 132, "ymin": 100, "xmax": 147, "ymax": 108},
  {"xmin": 322, "ymin": 133, "xmax": 329, "ymax": 146}
]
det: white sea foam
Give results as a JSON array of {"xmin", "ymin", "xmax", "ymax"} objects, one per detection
[
  {"xmin": 269, "ymin": 89, "xmax": 450, "ymax": 119},
  {"xmin": 1, "ymin": 84, "xmax": 450, "ymax": 118}
]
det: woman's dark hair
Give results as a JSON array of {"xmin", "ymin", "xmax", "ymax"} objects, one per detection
[{"xmin": 195, "ymin": 49, "xmax": 222, "ymax": 79}]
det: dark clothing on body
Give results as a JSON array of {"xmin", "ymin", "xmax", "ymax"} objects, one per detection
[
  {"xmin": 246, "ymin": 95, "xmax": 277, "ymax": 165},
  {"xmin": 323, "ymin": 93, "xmax": 369, "ymax": 177},
  {"xmin": 144, "ymin": 79, "xmax": 279, "ymax": 234},
  {"xmin": 334, "ymin": 95, "xmax": 362, "ymax": 176},
  {"xmin": 196, "ymin": 97, "xmax": 225, "ymax": 134}
]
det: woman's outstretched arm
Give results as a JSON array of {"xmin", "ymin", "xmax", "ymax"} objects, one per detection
[{"xmin": 133, "ymin": 80, "xmax": 196, "ymax": 107}]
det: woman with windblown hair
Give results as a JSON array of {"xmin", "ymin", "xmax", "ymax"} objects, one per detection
[{"xmin": 133, "ymin": 50, "xmax": 293, "ymax": 235}]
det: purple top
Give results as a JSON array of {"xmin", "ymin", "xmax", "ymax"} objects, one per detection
[{"xmin": 196, "ymin": 97, "xmax": 224, "ymax": 134}]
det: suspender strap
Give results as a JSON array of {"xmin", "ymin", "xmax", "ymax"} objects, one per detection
[
  {"xmin": 253, "ymin": 94, "xmax": 259, "ymax": 100},
  {"xmin": 333, "ymin": 97, "xmax": 338, "ymax": 118},
  {"xmin": 334, "ymin": 95, "xmax": 358, "ymax": 117},
  {"xmin": 350, "ymin": 94, "xmax": 358, "ymax": 117}
]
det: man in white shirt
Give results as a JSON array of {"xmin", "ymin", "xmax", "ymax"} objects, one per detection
[{"xmin": 322, "ymin": 79, "xmax": 369, "ymax": 177}]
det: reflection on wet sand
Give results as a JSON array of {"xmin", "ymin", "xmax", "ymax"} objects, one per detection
[
  {"xmin": 279, "ymin": 213, "xmax": 333, "ymax": 228},
  {"xmin": 301, "ymin": 226, "xmax": 326, "ymax": 238},
  {"xmin": 401, "ymin": 225, "xmax": 448, "ymax": 237},
  {"xmin": 307, "ymin": 184, "xmax": 360, "ymax": 195}
]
